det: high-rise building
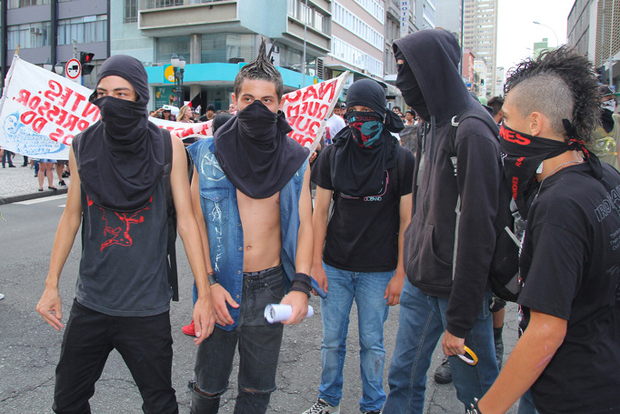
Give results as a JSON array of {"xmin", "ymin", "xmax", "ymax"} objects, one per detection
[
  {"xmin": 568, "ymin": 0, "xmax": 620, "ymax": 88},
  {"xmin": 434, "ymin": 0, "xmax": 463, "ymax": 42},
  {"xmin": 463, "ymin": 0, "xmax": 498, "ymax": 97}
]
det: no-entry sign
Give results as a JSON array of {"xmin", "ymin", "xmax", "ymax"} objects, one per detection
[{"xmin": 65, "ymin": 58, "xmax": 82, "ymax": 80}]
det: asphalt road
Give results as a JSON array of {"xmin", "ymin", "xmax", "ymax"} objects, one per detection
[{"xmin": 0, "ymin": 194, "xmax": 519, "ymax": 413}]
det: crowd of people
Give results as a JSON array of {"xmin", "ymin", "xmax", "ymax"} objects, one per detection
[{"xmin": 32, "ymin": 28, "xmax": 620, "ymax": 414}]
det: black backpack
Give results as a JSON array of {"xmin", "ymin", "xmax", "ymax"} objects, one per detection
[
  {"xmin": 73, "ymin": 129, "xmax": 183, "ymax": 301},
  {"xmin": 447, "ymin": 109, "xmax": 524, "ymax": 302}
]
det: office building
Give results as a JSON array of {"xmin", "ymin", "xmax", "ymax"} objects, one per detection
[{"xmin": 463, "ymin": 0, "xmax": 498, "ymax": 97}]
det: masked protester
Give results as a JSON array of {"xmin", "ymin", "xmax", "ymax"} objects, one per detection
[
  {"xmin": 35, "ymin": 54, "xmax": 216, "ymax": 413},
  {"xmin": 186, "ymin": 39, "xmax": 313, "ymax": 414},
  {"xmin": 587, "ymin": 84, "xmax": 620, "ymax": 170},
  {"xmin": 384, "ymin": 29, "xmax": 501, "ymax": 413},
  {"xmin": 302, "ymin": 79, "xmax": 415, "ymax": 414},
  {"xmin": 471, "ymin": 46, "xmax": 620, "ymax": 414}
]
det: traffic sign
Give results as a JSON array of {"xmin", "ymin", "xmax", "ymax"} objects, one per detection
[{"xmin": 65, "ymin": 58, "xmax": 82, "ymax": 80}]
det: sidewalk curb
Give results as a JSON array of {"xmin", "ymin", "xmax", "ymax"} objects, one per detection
[{"xmin": 0, "ymin": 187, "xmax": 68, "ymax": 205}]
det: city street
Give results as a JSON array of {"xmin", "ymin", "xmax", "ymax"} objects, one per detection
[{"xmin": 0, "ymin": 169, "xmax": 520, "ymax": 413}]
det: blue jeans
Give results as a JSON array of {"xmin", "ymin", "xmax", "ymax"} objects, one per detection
[
  {"xmin": 318, "ymin": 262, "xmax": 393, "ymax": 412},
  {"xmin": 189, "ymin": 265, "xmax": 285, "ymax": 414},
  {"xmin": 54, "ymin": 300, "xmax": 177, "ymax": 414},
  {"xmin": 384, "ymin": 280, "xmax": 498, "ymax": 413}
]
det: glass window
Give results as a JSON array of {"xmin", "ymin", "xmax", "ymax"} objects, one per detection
[
  {"xmin": 7, "ymin": 21, "xmax": 52, "ymax": 49},
  {"xmin": 145, "ymin": 0, "xmax": 183, "ymax": 9},
  {"xmin": 57, "ymin": 15, "xmax": 107, "ymax": 45},
  {"xmin": 156, "ymin": 36, "xmax": 191, "ymax": 64},
  {"xmin": 8, "ymin": 0, "xmax": 50, "ymax": 9},
  {"xmin": 200, "ymin": 33, "xmax": 256, "ymax": 64},
  {"xmin": 124, "ymin": 0, "xmax": 138, "ymax": 23}
]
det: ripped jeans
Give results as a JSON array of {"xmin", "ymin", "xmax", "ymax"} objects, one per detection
[{"xmin": 189, "ymin": 265, "xmax": 285, "ymax": 414}]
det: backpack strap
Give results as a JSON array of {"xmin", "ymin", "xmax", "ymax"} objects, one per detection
[{"xmin": 161, "ymin": 129, "xmax": 179, "ymax": 301}]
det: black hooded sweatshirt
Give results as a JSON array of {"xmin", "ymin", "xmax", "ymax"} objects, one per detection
[{"xmin": 394, "ymin": 30, "xmax": 501, "ymax": 338}]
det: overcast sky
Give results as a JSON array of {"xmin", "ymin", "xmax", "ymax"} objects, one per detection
[{"xmin": 496, "ymin": 0, "xmax": 575, "ymax": 74}]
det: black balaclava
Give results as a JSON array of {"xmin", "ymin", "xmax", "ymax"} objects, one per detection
[
  {"xmin": 76, "ymin": 54, "xmax": 165, "ymax": 212},
  {"xmin": 214, "ymin": 100, "xmax": 308, "ymax": 199},
  {"xmin": 394, "ymin": 49, "xmax": 430, "ymax": 122},
  {"xmin": 331, "ymin": 79, "xmax": 402, "ymax": 197}
]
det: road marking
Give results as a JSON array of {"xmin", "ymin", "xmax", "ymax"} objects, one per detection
[{"xmin": 15, "ymin": 194, "xmax": 68, "ymax": 205}]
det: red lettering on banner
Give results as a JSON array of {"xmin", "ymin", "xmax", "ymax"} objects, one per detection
[
  {"xmin": 56, "ymin": 109, "xmax": 68, "ymax": 126},
  {"xmin": 37, "ymin": 101, "xmax": 52, "ymax": 118},
  {"xmin": 70, "ymin": 93, "xmax": 86, "ymax": 112},
  {"xmin": 318, "ymin": 81, "xmax": 336, "ymax": 101},
  {"xmin": 16, "ymin": 89, "xmax": 31, "ymax": 105},
  {"xmin": 76, "ymin": 119, "xmax": 90, "ymax": 132},
  {"xmin": 302, "ymin": 86, "xmax": 319, "ymax": 101},
  {"xmin": 47, "ymin": 105, "xmax": 60, "ymax": 123},
  {"xmin": 20, "ymin": 111, "xmax": 48, "ymax": 133},
  {"xmin": 49, "ymin": 129, "xmax": 62, "ymax": 143},
  {"xmin": 59, "ymin": 87, "xmax": 74, "ymax": 108},
  {"xmin": 81, "ymin": 102, "xmax": 100, "ymax": 121},
  {"xmin": 28, "ymin": 95, "xmax": 42, "ymax": 111},
  {"xmin": 285, "ymin": 89, "xmax": 302, "ymax": 104},
  {"xmin": 62, "ymin": 114, "xmax": 79, "ymax": 131},
  {"xmin": 44, "ymin": 80, "xmax": 63, "ymax": 101}
]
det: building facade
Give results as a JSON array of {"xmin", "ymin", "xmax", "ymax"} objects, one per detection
[
  {"xmin": 568, "ymin": 0, "xmax": 620, "ymax": 89},
  {"xmin": 1, "ymin": 0, "xmax": 110, "ymax": 90},
  {"xmin": 462, "ymin": 0, "xmax": 498, "ymax": 97},
  {"xmin": 1, "ymin": 1, "xmax": 447, "ymax": 110}
]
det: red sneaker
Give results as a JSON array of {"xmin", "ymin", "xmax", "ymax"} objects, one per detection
[{"xmin": 182, "ymin": 320, "xmax": 195, "ymax": 336}]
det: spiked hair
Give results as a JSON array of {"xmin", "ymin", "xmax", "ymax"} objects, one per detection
[
  {"xmin": 504, "ymin": 46, "xmax": 600, "ymax": 143},
  {"xmin": 233, "ymin": 37, "xmax": 284, "ymax": 101}
]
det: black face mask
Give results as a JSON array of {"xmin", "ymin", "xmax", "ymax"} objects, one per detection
[
  {"xmin": 500, "ymin": 123, "xmax": 577, "ymax": 217},
  {"xmin": 344, "ymin": 111, "xmax": 384, "ymax": 148},
  {"xmin": 395, "ymin": 55, "xmax": 430, "ymax": 122},
  {"xmin": 95, "ymin": 96, "xmax": 149, "ymax": 144},
  {"xmin": 236, "ymin": 100, "xmax": 278, "ymax": 141}
]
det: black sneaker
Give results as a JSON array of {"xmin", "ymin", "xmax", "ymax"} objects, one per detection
[{"xmin": 434, "ymin": 356, "xmax": 453, "ymax": 384}]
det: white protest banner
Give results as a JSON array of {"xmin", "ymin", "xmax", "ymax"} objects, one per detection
[
  {"xmin": 0, "ymin": 55, "xmax": 100, "ymax": 160},
  {"xmin": 149, "ymin": 117, "xmax": 213, "ymax": 141},
  {"xmin": 280, "ymin": 71, "xmax": 349, "ymax": 153},
  {"xmin": 0, "ymin": 55, "xmax": 346, "ymax": 159}
]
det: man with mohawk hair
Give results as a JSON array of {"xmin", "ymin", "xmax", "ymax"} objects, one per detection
[
  {"xmin": 187, "ymin": 39, "xmax": 313, "ymax": 413},
  {"xmin": 471, "ymin": 46, "xmax": 620, "ymax": 414}
]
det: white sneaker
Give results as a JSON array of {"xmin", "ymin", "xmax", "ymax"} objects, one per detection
[{"xmin": 302, "ymin": 398, "xmax": 340, "ymax": 414}]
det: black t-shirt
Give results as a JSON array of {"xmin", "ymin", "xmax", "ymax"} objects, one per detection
[
  {"xmin": 312, "ymin": 144, "xmax": 415, "ymax": 272},
  {"xmin": 517, "ymin": 163, "xmax": 620, "ymax": 413}
]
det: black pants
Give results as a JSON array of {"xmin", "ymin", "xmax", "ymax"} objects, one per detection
[{"xmin": 53, "ymin": 300, "xmax": 178, "ymax": 414}]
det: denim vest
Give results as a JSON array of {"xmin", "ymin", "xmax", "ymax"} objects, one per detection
[{"xmin": 188, "ymin": 138, "xmax": 307, "ymax": 330}]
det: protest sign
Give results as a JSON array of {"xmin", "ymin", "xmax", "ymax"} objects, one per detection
[
  {"xmin": 0, "ymin": 55, "xmax": 99, "ymax": 160},
  {"xmin": 281, "ymin": 72, "xmax": 348, "ymax": 153},
  {"xmin": 0, "ymin": 55, "xmax": 346, "ymax": 160}
]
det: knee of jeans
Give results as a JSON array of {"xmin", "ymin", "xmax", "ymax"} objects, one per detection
[{"xmin": 188, "ymin": 380, "xmax": 225, "ymax": 399}]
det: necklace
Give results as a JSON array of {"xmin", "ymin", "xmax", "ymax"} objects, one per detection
[{"xmin": 535, "ymin": 158, "xmax": 583, "ymax": 200}]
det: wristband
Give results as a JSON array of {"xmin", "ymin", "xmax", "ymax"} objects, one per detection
[
  {"xmin": 207, "ymin": 271, "xmax": 218, "ymax": 286},
  {"xmin": 291, "ymin": 272, "xmax": 312, "ymax": 298}
]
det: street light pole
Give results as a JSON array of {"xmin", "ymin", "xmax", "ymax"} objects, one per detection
[
  {"xmin": 171, "ymin": 54, "xmax": 186, "ymax": 108},
  {"xmin": 533, "ymin": 21, "xmax": 559, "ymax": 47}
]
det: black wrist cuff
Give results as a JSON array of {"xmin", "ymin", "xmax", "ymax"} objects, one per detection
[
  {"xmin": 291, "ymin": 273, "xmax": 312, "ymax": 298},
  {"xmin": 208, "ymin": 271, "xmax": 218, "ymax": 286}
]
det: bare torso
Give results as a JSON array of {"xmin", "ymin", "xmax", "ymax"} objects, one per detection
[{"xmin": 237, "ymin": 189, "xmax": 282, "ymax": 272}]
